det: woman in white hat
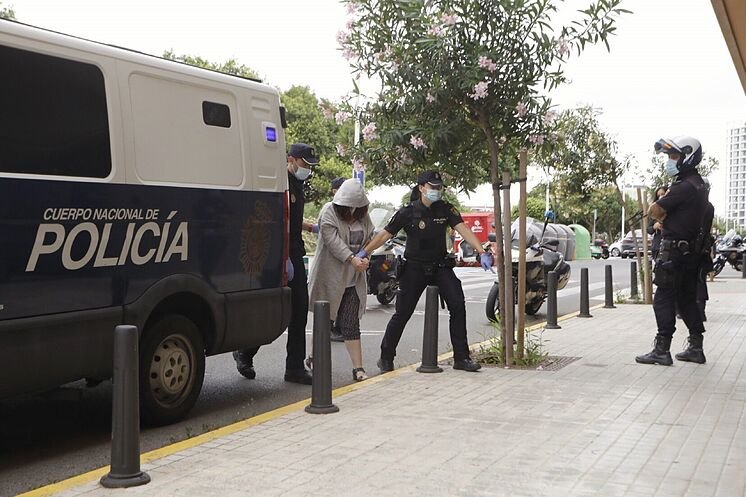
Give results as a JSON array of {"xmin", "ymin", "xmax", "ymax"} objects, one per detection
[{"xmin": 308, "ymin": 179, "xmax": 374, "ymax": 381}]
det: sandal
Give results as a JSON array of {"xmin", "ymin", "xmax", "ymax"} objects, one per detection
[{"xmin": 352, "ymin": 368, "xmax": 368, "ymax": 382}]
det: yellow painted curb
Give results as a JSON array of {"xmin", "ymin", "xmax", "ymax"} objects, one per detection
[{"xmin": 20, "ymin": 302, "xmax": 613, "ymax": 497}]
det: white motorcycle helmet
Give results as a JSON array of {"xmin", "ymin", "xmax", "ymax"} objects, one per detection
[{"xmin": 654, "ymin": 136, "xmax": 703, "ymax": 173}]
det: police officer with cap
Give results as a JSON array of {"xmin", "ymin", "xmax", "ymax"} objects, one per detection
[
  {"xmin": 233, "ymin": 143, "xmax": 319, "ymax": 384},
  {"xmin": 636, "ymin": 136, "xmax": 709, "ymax": 366},
  {"xmin": 358, "ymin": 171, "xmax": 494, "ymax": 372}
]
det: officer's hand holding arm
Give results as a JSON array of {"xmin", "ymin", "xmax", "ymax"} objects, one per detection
[{"xmin": 357, "ymin": 229, "xmax": 394, "ymax": 260}]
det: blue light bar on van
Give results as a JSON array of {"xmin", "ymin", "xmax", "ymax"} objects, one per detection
[{"xmin": 265, "ymin": 127, "xmax": 277, "ymax": 142}]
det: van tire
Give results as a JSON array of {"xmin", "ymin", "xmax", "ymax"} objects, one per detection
[{"xmin": 139, "ymin": 314, "xmax": 205, "ymax": 426}]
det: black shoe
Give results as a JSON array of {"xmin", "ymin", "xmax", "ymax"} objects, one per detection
[
  {"xmin": 675, "ymin": 335, "xmax": 706, "ymax": 364},
  {"xmin": 453, "ymin": 358, "xmax": 482, "ymax": 372},
  {"xmin": 377, "ymin": 358, "xmax": 394, "ymax": 372},
  {"xmin": 635, "ymin": 334, "xmax": 673, "ymax": 366},
  {"xmin": 232, "ymin": 351, "xmax": 256, "ymax": 379},
  {"xmin": 284, "ymin": 369, "xmax": 313, "ymax": 385}
]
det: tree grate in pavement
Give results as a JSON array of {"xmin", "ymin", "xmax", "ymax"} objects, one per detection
[{"xmin": 442, "ymin": 355, "xmax": 582, "ymax": 371}]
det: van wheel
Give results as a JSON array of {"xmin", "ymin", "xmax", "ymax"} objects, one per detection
[{"xmin": 140, "ymin": 315, "xmax": 205, "ymax": 426}]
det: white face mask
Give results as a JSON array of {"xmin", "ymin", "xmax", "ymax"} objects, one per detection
[
  {"xmin": 664, "ymin": 159, "xmax": 679, "ymax": 178},
  {"xmin": 294, "ymin": 164, "xmax": 312, "ymax": 181},
  {"xmin": 425, "ymin": 189, "xmax": 442, "ymax": 202}
]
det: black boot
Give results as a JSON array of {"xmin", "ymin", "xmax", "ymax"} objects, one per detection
[
  {"xmin": 635, "ymin": 334, "xmax": 673, "ymax": 366},
  {"xmin": 675, "ymin": 334, "xmax": 706, "ymax": 364},
  {"xmin": 232, "ymin": 350, "xmax": 256, "ymax": 379}
]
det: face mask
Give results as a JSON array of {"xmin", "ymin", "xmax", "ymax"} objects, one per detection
[
  {"xmin": 294, "ymin": 165, "xmax": 311, "ymax": 181},
  {"xmin": 664, "ymin": 159, "xmax": 680, "ymax": 178},
  {"xmin": 425, "ymin": 189, "xmax": 442, "ymax": 202}
]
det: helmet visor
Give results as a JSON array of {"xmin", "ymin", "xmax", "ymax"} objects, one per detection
[{"xmin": 654, "ymin": 138, "xmax": 679, "ymax": 155}]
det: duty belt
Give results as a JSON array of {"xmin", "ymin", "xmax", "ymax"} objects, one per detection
[{"xmin": 661, "ymin": 239, "xmax": 692, "ymax": 255}]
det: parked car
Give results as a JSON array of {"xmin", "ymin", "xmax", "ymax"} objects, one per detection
[
  {"xmin": 619, "ymin": 230, "xmax": 650, "ymax": 258},
  {"xmin": 609, "ymin": 239, "xmax": 623, "ymax": 257}
]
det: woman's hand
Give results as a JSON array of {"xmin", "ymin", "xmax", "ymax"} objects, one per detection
[
  {"xmin": 351, "ymin": 256, "xmax": 369, "ymax": 273},
  {"xmin": 653, "ymin": 221, "xmax": 662, "ymax": 231}
]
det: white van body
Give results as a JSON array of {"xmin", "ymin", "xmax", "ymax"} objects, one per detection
[{"xmin": 0, "ymin": 20, "xmax": 291, "ymax": 424}]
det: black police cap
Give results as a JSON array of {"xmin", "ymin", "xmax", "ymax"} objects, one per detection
[{"xmin": 416, "ymin": 170, "xmax": 444, "ymax": 186}]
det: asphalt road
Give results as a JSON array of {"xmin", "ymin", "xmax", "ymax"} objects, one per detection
[{"xmin": 0, "ymin": 258, "xmax": 638, "ymax": 497}]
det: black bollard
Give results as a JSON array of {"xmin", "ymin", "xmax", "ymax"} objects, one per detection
[
  {"xmin": 742, "ymin": 259, "xmax": 745, "ymax": 279},
  {"xmin": 417, "ymin": 286, "xmax": 443, "ymax": 373},
  {"xmin": 305, "ymin": 301, "xmax": 339, "ymax": 414},
  {"xmin": 630, "ymin": 261, "xmax": 638, "ymax": 299},
  {"xmin": 545, "ymin": 271, "xmax": 561, "ymax": 329},
  {"xmin": 604, "ymin": 264, "xmax": 616, "ymax": 309},
  {"xmin": 100, "ymin": 325, "xmax": 150, "ymax": 489},
  {"xmin": 579, "ymin": 267, "xmax": 592, "ymax": 318}
]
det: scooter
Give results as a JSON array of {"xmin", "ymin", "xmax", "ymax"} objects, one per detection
[
  {"xmin": 368, "ymin": 236, "xmax": 405, "ymax": 305},
  {"xmin": 712, "ymin": 229, "xmax": 744, "ymax": 276},
  {"xmin": 485, "ymin": 218, "xmax": 571, "ymax": 322}
]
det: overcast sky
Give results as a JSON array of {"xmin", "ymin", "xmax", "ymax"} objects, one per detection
[{"xmin": 6, "ymin": 0, "xmax": 746, "ymax": 217}]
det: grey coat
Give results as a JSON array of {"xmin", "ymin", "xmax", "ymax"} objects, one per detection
[{"xmin": 308, "ymin": 202, "xmax": 374, "ymax": 320}]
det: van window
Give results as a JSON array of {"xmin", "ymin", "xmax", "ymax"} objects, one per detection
[
  {"xmin": 0, "ymin": 45, "xmax": 111, "ymax": 178},
  {"xmin": 202, "ymin": 101, "xmax": 231, "ymax": 128}
]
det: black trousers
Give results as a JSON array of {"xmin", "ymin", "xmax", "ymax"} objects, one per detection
[
  {"xmin": 380, "ymin": 262, "xmax": 470, "ymax": 362},
  {"xmin": 239, "ymin": 253, "xmax": 308, "ymax": 371},
  {"xmin": 653, "ymin": 253, "xmax": 705, "ymax": 339}
]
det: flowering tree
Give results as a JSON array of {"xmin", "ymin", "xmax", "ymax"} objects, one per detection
[{"xmin": 336, "ymin": 0, "xmax": 628, "ymax": 346}]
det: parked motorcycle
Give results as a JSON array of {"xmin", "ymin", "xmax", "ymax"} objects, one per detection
[
  {"xmin": 368, "ymin": 236, "xmax": 405, "ymax": 305},
  {"xmin": 485, "ymin": 219, "xmax": 571, "ymax": 322},
  {"xmin": 712, "ymin": 229, "xmax": 744, "ymax": 276}
]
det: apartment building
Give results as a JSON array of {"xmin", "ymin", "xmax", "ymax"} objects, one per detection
[{"xmin": 727, "ymin": 123, "xmax": 746, "ymax": 229}]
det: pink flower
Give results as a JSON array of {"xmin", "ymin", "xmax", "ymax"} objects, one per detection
[
  {"xmin": 352, "ymin": 157, "xmax": 365, "ymax": 171},
  {"xmin": 389, "ymin": 60, "xmax": 400, "ymax": 72},
  {"xmin": 426, "ymin": 93, "xmax": 436, "ymax": 103},
  {"xmin": 529, "ymin": 134, "xmax": 545, "ymax": 146},
  {"xmin": 346, "ymin": 2, "xmax": 359, "ymax": 15},
  {"xmin": 342, "ymin": 47, "xmax": 358, "ymax": 61},
  {"xmin": 336, "ymin": 143, "xmax": 348, "ymax": 156},
  {"xmin": 410, "ymin": 136, "xmax": 427, "ymax": 149},
  {"xmin": 362, "ymin": 122, "xmax": 378, "ymax": 141},
  {"xmin": 427, "ymin": 25, "xmax": 446, "ymax": 37},
  {"xmin": 556, "ymin": 37, "xmax": 570, "ymax": 57},
  {"xmin": 516, "ymin": 102, "xmax": 528, "ymax": 117},
  {"xmin": 469, "ymin": 81, "xmax": 490, "ymax": 100},
  {"xmin": 441, "ymin": 13, "xmax": 458, "ymax": 26},
  {"xmin": 335, "ymin": 111, "xmax": 351, "ymax": 125},
  {"xmin": 336, "ymin": 30, "xmax": 351, "ymax": 46},
  {"xmin": 543, "ymin": 110, "xmax": 558, "ymax": 125},
  {"xmin": 478, "ymin": 56, "xmax": 497, "ymax": 72},
  {"xmin": 346, "ymin": 19, "xmax": 355, "ymax": 30},
  {"xmin": 321, "ymin": 106, "xmax": 335, "ymax": 120}
]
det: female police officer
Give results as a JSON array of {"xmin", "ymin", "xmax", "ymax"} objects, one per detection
[{"xmin": 356, "ymin": 171, "xmax": 493, "ymax": 372}]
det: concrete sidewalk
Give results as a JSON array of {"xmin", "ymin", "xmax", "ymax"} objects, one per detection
[{"xmin": 38, "ymin": 275, "xmax": 746, "ymax": 497}]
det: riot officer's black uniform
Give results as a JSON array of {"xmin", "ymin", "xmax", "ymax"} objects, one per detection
[
  {"xmin": 377, "ymin": 173, "xmax": 480, "ymax": 372},
  {"xmin": 636, "ymin": 137, "xmax": 710, "ymax": 366}
]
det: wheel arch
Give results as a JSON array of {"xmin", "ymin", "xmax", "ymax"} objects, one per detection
[{"xmin": 124, "ymin": 274, "xmax": 224, "ymax": 353}]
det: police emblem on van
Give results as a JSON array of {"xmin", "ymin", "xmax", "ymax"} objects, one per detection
[{"xmin": 240, "ymin": 201, "xmax": 273, "ymax": 274}]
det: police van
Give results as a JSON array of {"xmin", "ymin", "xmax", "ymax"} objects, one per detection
[{"xmin": 0, "ymin": 20, "xmax": 291, "ymax": 425}]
